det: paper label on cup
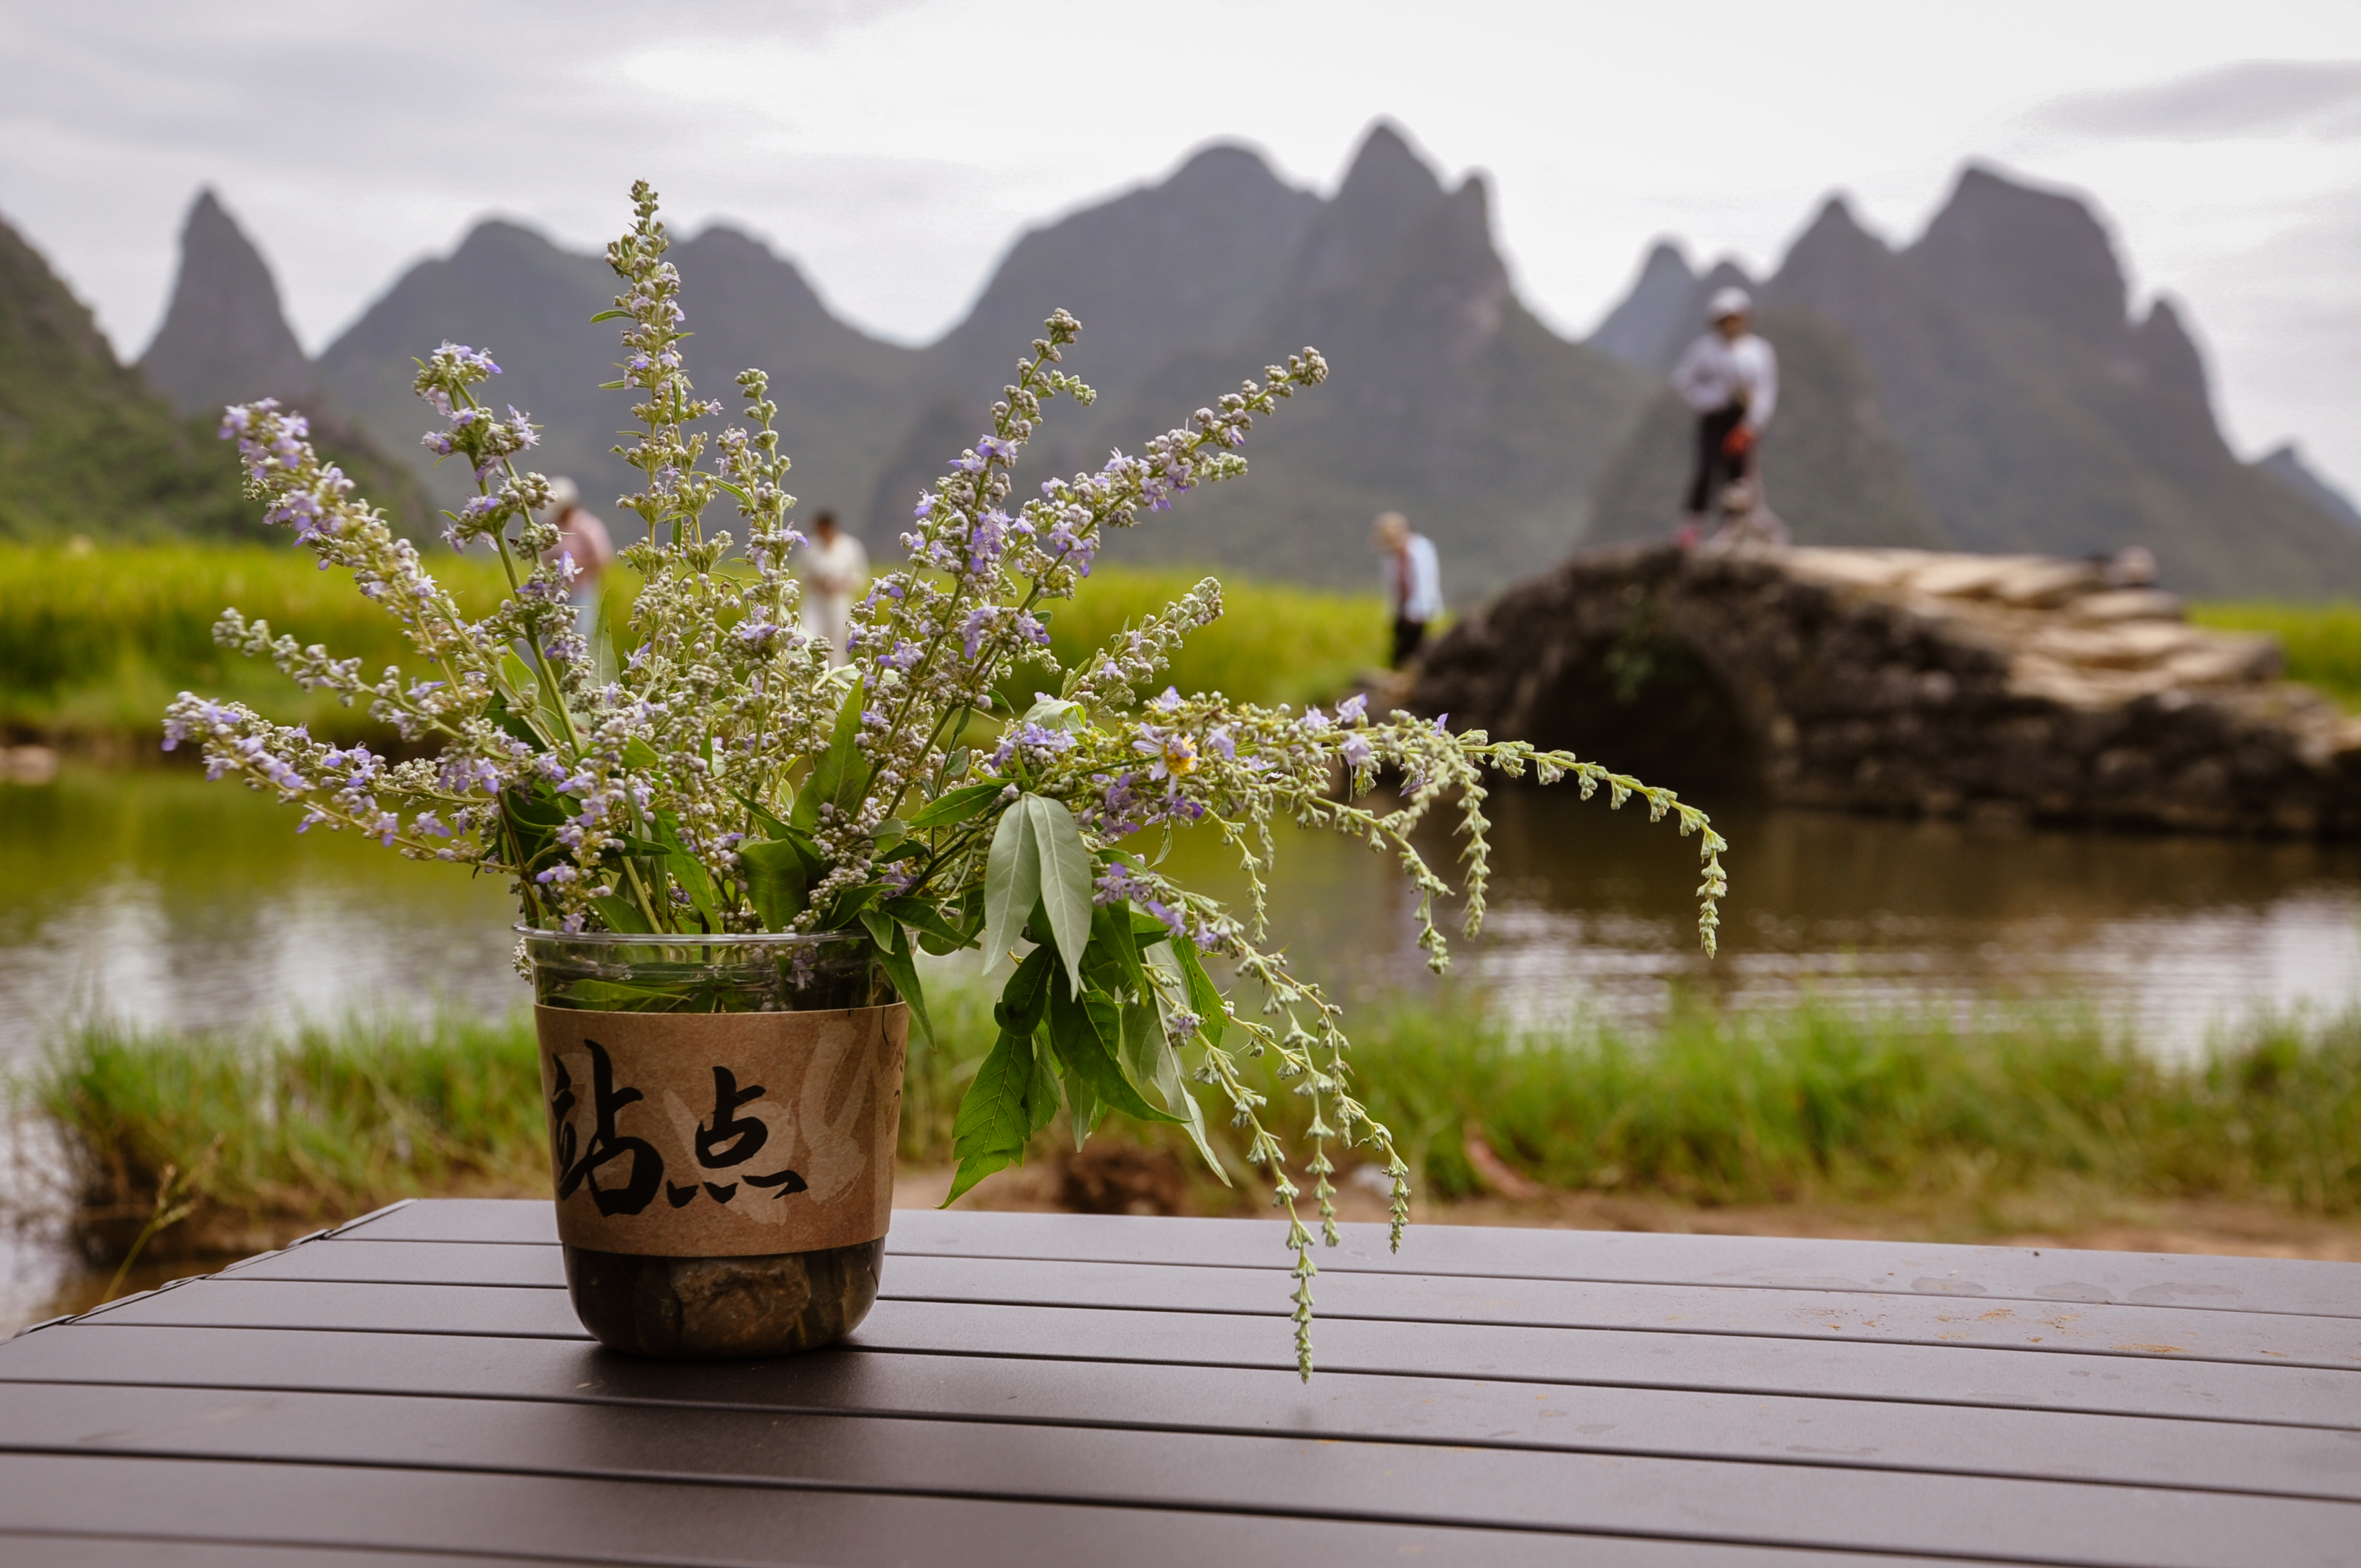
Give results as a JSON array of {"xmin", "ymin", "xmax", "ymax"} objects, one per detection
[{"xmin": 535, "ymin": 1003, "xmax": 907, "ymax": 1258}]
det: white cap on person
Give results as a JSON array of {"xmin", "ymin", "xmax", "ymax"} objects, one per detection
[
  {"xmin": 1708, "ymin": 286, "xmax": 1753, "ymax": 322},
  {"xmin": 545, "ymin": 476, "xmax": 580, "ymax": 515}
]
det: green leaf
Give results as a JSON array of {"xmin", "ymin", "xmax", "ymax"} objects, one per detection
[
  {"xmin": 1174, "ymin": 934, "xmax": 1227, "ymax": 1048},
  {"xmin": 1129, "ymin": 910, "xmax": 1174, "ymax": 946},
  {"xmin": 622, "ymin": 738, "xmax": 661, "ymax": 772},
  {"xmin": 738, "ymin": 838, "xmax": 810, "ymax": 931},
  {"xmin": 730, "ymin": 788, "xmax": 788, "ymax": 841},
  {"xmin": 993, "ymin": 945, "xmax": 1056, "ymax": 1039},
  {"xmin": 498, "ymin": 651, "xmax": 540, "ymax": 709},
  {"xmin": 884, "ymin": 896, "xmax": 974, "ymax": 954},
  {"xmin": 1090, "ymin": 901, "xmax": 1150, "ymax": 1002},
  {"xmin": 1045, "ymin": 976, "xmax": 1183, "ymax": 1125},
  {"xmin": 1026, "ymin": 796, "xmax": 1094, "ymax": 999},
  {"xmin": 655, "ymin": 813, "xmax": 719, "ymax": 931},
  {"xmin": 1023, "ymin": 694, "xmax": 1085, "ymax": 732},
  {"xmin": 547, "ymin": 976, "xmax": 690, "ymax": 1010},
  {"xmin": 1060, "ymin": 1064, "xmax": 1105, "ymax": 1147},
  {"xmin": 979, "ymin": 802, "xmax": 1040, "ymax": 977},
  {"xmin": 908, "ymin": 782, "xmax": 1006, "ymax": 831},
  {"xmin": 590, "ymin": 893, "xmax": 654, "ymax": 935},
  {"xmin": 793, "ymin": 679, "xmax": 868, "ymax": 833},
  {"xmin": 1024, "ymin": 1027, "xmax": 1060, "ymax": 1137},
  {"xmin": 1124, "ymin": 996, "xmax": 1225, "ymax": 1180},
  {"xmin": 944, "ymin": 1029, "xmax": 1034, "ymax": 1205},
  {"xmin": 590, "ymin": 308, "xmax": 631, "ymax": 322},
  {"xmin": 859, "ymin": 911, "xmax": 934, "ymax": 1048}
]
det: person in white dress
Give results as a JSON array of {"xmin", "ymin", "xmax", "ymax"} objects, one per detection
[
  {"xmin": 1671, "ymin": 287, "xmax": 1780, "ymax": 540},
  {"xmin": 799, "ymin": 512, "xmax": 868, "ymax": 667},
  {"xmin": 1372, "ymin": 511, "xmax": 1443, "ymax": 668}
]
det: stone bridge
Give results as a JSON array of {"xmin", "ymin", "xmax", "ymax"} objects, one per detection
[{"xmin": 1409, "ymin": 544, "xmax": 2361, "ymax": 835}]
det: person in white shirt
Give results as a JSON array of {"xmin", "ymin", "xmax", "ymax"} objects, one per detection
[
  {"xmin": 1372, "ymin": 511, "xmax": 1443, "ymax": 668},
  {"xmin": 1671, "ymin": 287, "xmax": 1780, "ymax": 537},
  {"xmin": 539, "ymin": 477, "xmax": 614, "ymax": 650},
  {"xmin": 798, "ymin": 511, "xmax": 868, "ymax": 667}
]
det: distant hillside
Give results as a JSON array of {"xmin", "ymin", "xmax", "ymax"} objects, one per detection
[
  {"xmin": 0, "ymin": 208, "xmax": 250, "ymax": 541},
  {"xmin": 313, "ymin": 218, "xmax": 918, "ymax": 537},
  {"xmin": 1585, "ymin": 170, "xmax": 2361, "ymax": 597},
  {"xmin": 141, "ymin": 189, "xmax": 313, "ymax": 415},
  {"xmin": 874, "ymin": 126, "xmax": 1653, "ymax": 592},
  {"xmin": 2259, "ymin": 444, "xmax": 2361, "ymax": 534},
  {"xmin": 84, "ymin": 132, "xmax": 2361, "ymax": 600}
]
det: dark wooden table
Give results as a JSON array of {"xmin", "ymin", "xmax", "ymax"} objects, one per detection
[{"xmin": 0, "ymin": 1199, "xmax": 2355, "ymax": 1566}]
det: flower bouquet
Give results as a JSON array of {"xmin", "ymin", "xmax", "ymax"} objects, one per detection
[{"xmin": 167, "ymin": 183, "xmax": 1727, "ymax": 1373}]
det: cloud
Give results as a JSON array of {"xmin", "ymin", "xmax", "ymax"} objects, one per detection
[{"xmin": 2033, "ymin": 59, "xmax": 2361, "ymax": 140}]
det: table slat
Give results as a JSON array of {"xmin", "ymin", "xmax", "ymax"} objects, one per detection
[
  {"xmin": 340, "ymin": 1199, "xmax": 2361, "ymax": 1319},
  {"xmin": 0, "ymin": 1382, "xmax": 2346, "ymax": 1568},
  {"xmin": 1, "ymin": 1455, "xmax": 1917, "ymax": 1568},
  {"xmin": 4, "ymin": 1326, "xmax": 2352, "ymax": 1501}
]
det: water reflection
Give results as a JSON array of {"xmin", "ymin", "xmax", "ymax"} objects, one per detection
[
  {"xmin": 0, "ymin": 765, "xmax": 518, "ymax": 1053},
  {"xmin": 4, "ymin": 764, "xmax": 2358, "ymax": 1056}
]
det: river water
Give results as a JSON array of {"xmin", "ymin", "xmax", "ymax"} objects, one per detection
[
  {"xmin": 7, "ymin": 762, "xmax": 2361, "ymax": 1055},
  {"xmin": 5, "ymin": 760, "xmax": 2361, "ymax": 1329}
]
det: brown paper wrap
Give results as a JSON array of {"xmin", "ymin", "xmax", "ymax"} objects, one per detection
[{"xmin": 535, "ymin": 1003, "xmax": 907, "ymax": 1258}]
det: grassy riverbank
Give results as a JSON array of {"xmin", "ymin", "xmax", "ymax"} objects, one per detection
[
  {"xmin": 0, "ymin": 543, "xmax": 1382, "ymax": 744},
  {"xmin": 2191, "ymin": 600, "xmax": 2361, "ymax": 708},
  {"xmin": 19, "ymin": 991, "xmax": 2358, "ymax": 1261}
]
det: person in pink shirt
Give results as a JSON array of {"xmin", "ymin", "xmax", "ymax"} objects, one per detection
[{"xmin": 541, "ymin": 477, "xmax": 615, "ymax": 649}]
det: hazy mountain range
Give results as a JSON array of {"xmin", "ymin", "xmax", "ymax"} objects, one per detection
[{"xmin": 7, "ymin": 120, "xmax": 2361, "ymax": 598}]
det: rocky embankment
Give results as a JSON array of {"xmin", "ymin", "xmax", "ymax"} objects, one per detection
[{"xmin": 1410, "ymin": 544, "xmax": 2361, "ymax": 835}]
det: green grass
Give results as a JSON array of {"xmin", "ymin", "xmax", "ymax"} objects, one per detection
[
  {"xmin": 2191, "ymin": 600, "xmax": 2361, "ymax": 710},
  {"xmin": 23, "ymin": 1012, "xmax": 550, "ymax": 1261},
  {"xmin": 1320, "ymin": 998, "xmax": 2361, "ymax": 1211},
  {"xmin": 1023, "ymin": 565, "xmax": 1385, "ymax": 709},
  {"xmin": 0, "ymin": 543, "xmax": 1385, "ymax": 744},
  {"xmin": 18, "ymin": 987, "xmax": 2360, "ymax": 1260},
  {"xmin": 0, "ymin": 542, "xmax": 515, "ymax": 744}
]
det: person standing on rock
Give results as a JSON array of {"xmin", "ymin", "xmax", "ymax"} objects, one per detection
[
  {"xmin": 799, "ymin": 511, "xmax": 868, "ymax": 667},
  {"xmin": 1672, "ymin": 287, "xmax": 1779, "ymax": 542},
  {"xmin": 540, "ymin": 477, "xmax": 614, "ymax": 650},
  {"xmin": 1374, "ymin": 511, "xmax": 1443, "ymax": 668}
]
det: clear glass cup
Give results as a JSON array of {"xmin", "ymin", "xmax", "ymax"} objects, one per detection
[{"xmin": 520, "ymin": 928, "xmax": 901, "ymax": 1359}]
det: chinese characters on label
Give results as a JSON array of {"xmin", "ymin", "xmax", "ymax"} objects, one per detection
[
  {"xmin": 550, "ymin": 1046, "xmax": 810, "ymax": 1217},
  {"xmin": 535, "ymin": 1003, "xmax": 906, "ymax": 1258}
]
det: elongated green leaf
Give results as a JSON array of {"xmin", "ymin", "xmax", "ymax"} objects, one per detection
[
  {"xmin": 978, "ymin": 802, "xmax": 1039, "ymax": 977},
  {"xmin": 655, "ymin": 813, "xmax": 719, "ymax": 931},
  {"xmin": 590, "ymin": 893, "xmax": 654, "ymax": 934},
  {"xmin": 1123, "ymin": 996, "xmax": 1225, "ymax": 1180},
  {"xmin": 1045, "ymin": 977, "xmax": 1182, "ymax": 1125},
  {"xmin": 794, "ymin": 679, "xmax": 868, "ymax": 833},
  {"xmin": 1026, "ymin": 796, "xmax": 1094, "ymax": 998},
  {"xmin": 944, "ymin": 1030, "xmax": 1034, "ymax": 1205},
  {"xmin": 907, "ymin": 782, "xmax": 1006, "ymax": 831},
  {"xmin": 738, "ymin": 838, "xmax": 809, "ymax": 930},
  {"xmin": 883, "ymin": 896, "xmax": 974, "ymax": 954},
  {"xmin": 859, "ymin": 911, "xmax": 934, "ymax": 1048},
  {"xmin": 993, "ymin": 944, "xmax": 1056, "ymax": 1039},
  {"xmin": 1090, "ymin": 901, "xmax": 1150, "ymax": 1002},
  {"xmin": 1174, "ymin": 934, "xmax": 1227, "ymax": 1047},
  {"xmin": 730, "ymin": 788, "xmax": 788, "ymax": 841},
  {"xmin": 1059, "ymin": 1060, "xmax": 1104, "ymax": 1147},
  {"xmin": 1024, "ymin": 1027, "xmax": 1060, "ymax": 1137}
]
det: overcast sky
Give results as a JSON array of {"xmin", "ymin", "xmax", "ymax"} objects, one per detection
[{"xmin": 7, "ymin": 1, "xmax": 2361, "ymax": 493}]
